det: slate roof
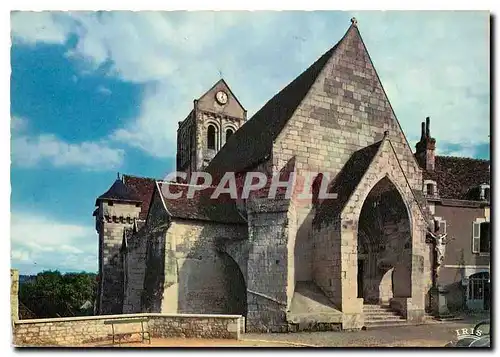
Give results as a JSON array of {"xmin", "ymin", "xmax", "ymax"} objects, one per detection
[
  {"xmin": 313, "ymin": 140, "xmax": 382, "ymax": 226},
  {"xmin": 95, "ymin": 178, "xmax": 142, "ymax": 206},
  {"xmin": 122, "ymin": 175, "xmax": 157, "ymax": 220},
  {"xmin": 206, "ymin": 27, "xmax": 352, "ymax": 176},
  {"xmin": 423, "ymin": 156, "xmax": 490, "ymax": 200},
  {"xmin": 157, "ymin": 182, "xmax": 246, "ymax": 224}
]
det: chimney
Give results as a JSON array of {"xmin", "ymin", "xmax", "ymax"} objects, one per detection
[{"xmin": 415, "ymin": 117, "xmax": 436, "ymax": 171}]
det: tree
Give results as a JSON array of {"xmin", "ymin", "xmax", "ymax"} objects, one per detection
[{"xmin": 18, "ymin": 270, "xmax": 97, "ymax": 319}]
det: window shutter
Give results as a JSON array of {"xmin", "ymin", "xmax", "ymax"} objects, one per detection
[
  {"xmin": 439, "ymin": 220, "xmax": 447, "ymax": 235},
  {"xmin": 472, "ymin": 222, "xmax": 481, "ymax": 253}
]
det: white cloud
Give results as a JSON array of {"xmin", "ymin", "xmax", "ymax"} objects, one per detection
[
  {"xmin": 436, "ymin": 142, "xmax": 487, "ymax": 158},
  {"xmin": 10, "ymin": 11, "xmax": 490, "ymax": 159},
  {"xmin": 10, "ymin": 11, "xmax": 76, "ymax": 46},
  {"xmin": 12, "ymin": 133, "xmax": 124, "ymax": 170},
  {"xmin": 10, "ymin": 212, "xmax": 97, "ymax": 274},
  {"xmin": 353, "ymin": 11, "xmax": 490, "ymax": 149},
  {"xmin": 96, "ymin": 85, "xmax": 112, "ymax": 95},
  {"xmin": 10, "ymin": 116, "xmax": 28, "ymax": 133}
]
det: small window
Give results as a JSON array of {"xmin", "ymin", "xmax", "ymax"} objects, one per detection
[
  {"xmin": 439, "ymin": 220, "xmax": 447, "ymax": 235},
  {"xmin": 426, "ymin": 183, "xmax": 434, "ymax": 196},
  {"xmin": 108, "ymin": 201, "xmax": 114, "ymax": 206},
  {"xmin": 207, "ymin": 125, "xmax": 216, "ymax": 150},
  {"xmin": 225, "ymin": 129, "xmax": 234, "ymax": 142},
  {"xmin": 473, "ymin": 221, "xmax": 490, "ymax": 254},
  {"xmin": 484, "ymin": 187, "xmax": 490, "ymax": 201},
  {"xmin": 480, "ymin": 222, "xmax": 490, "ymax": 253}
]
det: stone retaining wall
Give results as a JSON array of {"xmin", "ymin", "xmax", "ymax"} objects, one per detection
[{"xmin": 13, "ymin": 313, "xmax": 241, "ymax": 346}]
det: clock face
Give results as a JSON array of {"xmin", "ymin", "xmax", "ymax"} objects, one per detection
[{"xmin": 215, "ymin": 91, "xmax": 228, "ymax": 105}]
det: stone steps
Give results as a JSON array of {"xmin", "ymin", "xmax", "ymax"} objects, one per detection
[
  {"xmin": 363, "ymin": 304, "xmax": 406, "ymax": 328},
  {"xmin": 364, "ymin": 320, "xmax": 413, "ymax": 329}
]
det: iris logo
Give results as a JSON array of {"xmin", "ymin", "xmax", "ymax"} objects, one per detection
[{"xmin": 450, "ymin": 323, "xmax": 490, "ymax": 347}]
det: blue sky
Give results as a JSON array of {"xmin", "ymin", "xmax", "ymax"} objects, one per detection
[{"xmin": 10, "ymin": 11, "xmax": 490, "ymax": 275}]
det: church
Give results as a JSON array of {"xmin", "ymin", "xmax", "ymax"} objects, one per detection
[{"xmin": 93, "ymin": 19, "xmax": 490, "ymax": 332}]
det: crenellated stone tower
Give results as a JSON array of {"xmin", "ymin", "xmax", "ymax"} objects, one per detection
[
  {"xmin": 176, "ymin": 79, "xmax": 246, "ymax": 180},
  {"xmin": 93, "ymin": 175, "xmax": 142, "ymax": 315}
]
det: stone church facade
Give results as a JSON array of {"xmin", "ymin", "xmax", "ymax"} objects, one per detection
[{"xmin": 94, "ymin": 19, "xmax": 490, "ymax": 331}]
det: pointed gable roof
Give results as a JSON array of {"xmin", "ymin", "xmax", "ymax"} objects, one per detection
[
  {"xmin": 313, "ymin": 139, "xmax": 383, "ymax": 226},
  {"xmin": 95, "ymin": 177, "xmax": 142, "ymax": 206},
  {"xmin": 198, "ymin": 78, "xmax": 246, "ymax": 112},
  {"xmin": 206, "ymin": 25, "xmax": 354, "ymax": 175}
]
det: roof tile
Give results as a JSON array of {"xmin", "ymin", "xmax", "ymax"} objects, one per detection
[{"xmin": 423, "ymin": 156, "xmax": 490, "ymax": 200}]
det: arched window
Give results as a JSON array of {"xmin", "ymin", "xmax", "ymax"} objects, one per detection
[
  {"xmin": 207, "ymin": 125, "xmax": 216, "ymax": 150},
  {"xmin": 226, "ymin": 128, "xmax": 234, "ymax": 142}
]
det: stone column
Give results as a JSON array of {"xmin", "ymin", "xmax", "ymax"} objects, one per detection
[
  {"xmin": 11, "ymin": 269, "xmax": 19, "ymax": 323},
  {"xmin": 339, "ymin": 223, "xmax": 364, "ymax": 330},
  {"xmin": 245, "ymin": 197, "xmax": 294, "ymax": 332},
  {"xmin": 403, "ymin": 218, "xmax": 426, "ymax": 323}
]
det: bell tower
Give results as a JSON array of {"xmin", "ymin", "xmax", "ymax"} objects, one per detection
[
  {"xmin": 93, "ymin": 174, "xmax": 142, "ymax": 315},
  {"xmin": 176, "ymin": 79, "xmax": 246, "ymax": 181}
]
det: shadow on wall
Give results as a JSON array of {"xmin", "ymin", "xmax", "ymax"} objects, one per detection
[
  {"xmin": 176, "ymin": 236, "xmax": 247, "ymax": 315},
  {"xmin": 141, "ymin": 221, "xmax": 248, "ymax": 317},
  {"xmin": 141, "ymin": 227, "xmax": 167, "ymax": 313},
  {"xmin": 100, "ymin": 251, "xmax": 125, "ymax": 315}
]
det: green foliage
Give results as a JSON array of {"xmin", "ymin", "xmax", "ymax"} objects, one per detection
[{"xmin": 19, "ymin": 270, "xmax": 97, "ymax": 318}]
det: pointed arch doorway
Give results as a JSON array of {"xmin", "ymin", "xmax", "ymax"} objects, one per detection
[{"xmin": 357, "ymin": 177, "xmax": 412, "ymax": 305}]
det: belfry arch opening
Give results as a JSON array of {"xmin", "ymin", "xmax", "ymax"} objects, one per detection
[
  {"xmin": 225, "ymin": 128, "xmax": 234, "ymax": 142},
  {"xmin": 207, "ymin": 124, "xmax": 217, "ymax": 150},
  {"xmin": 357, "ymin": 177, "xmax": 412, "ymax": 305}
]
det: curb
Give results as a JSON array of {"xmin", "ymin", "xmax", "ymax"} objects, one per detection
[{"xmin": 242, "ymin": 338, "xmax": 318, "ymax": 347}]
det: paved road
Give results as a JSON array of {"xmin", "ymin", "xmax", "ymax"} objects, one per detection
[{"xmin": 243, "ymin": 318, "xmax": 490, "ymax": 347}]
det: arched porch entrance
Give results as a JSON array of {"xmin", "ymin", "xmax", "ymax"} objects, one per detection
[{"xmin": 357, "ymin": 177, "xmax": 412, "ymax": 306}]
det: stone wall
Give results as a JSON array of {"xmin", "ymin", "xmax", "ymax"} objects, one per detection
[
  {"xmin": 123, "ymin": 229, "xmax": 148, "ymax": 313},
  {"xmin": 313, "ymin": 219, "xmax": 342, "ymax": 304},
  {"xmin": 156, "ymin": 219, "xmax": 248, "ymax": 315},
  {"xmin": 13, "ymin": 313, "xmax": 242, "ymax": 346},
  {"xmin": 272, "ymin": 24, "xmax": 423, "ymax": 189},
  {"xmin": 246, "ymin": 197, "xmax": 292, "ymax": 332}
]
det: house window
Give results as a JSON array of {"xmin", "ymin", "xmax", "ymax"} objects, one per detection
[
  {"xmin": 473, "ymin": 221, "xmax": 490, "ymax": 254},
  {"xmin": 423, "ymin": 180, "xmax": 437, "ymax": 197},
  {"xmin": 439, "ymin": 220, "xmax": 446, "ymax": 234},
  {"xmin": 226, "ymin": 129, "xmax": 234, "ymax": 142},
  {"xmin": 484, "ymin": 187, "xmax": 490, "ymax": 201},
  {"xmin": 479, "ymin": 184, "xmax": 490, "ymax": 201},
  {"xmin": 207, "ymin": 125, "xmax": 216, "ymax": 150}
]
